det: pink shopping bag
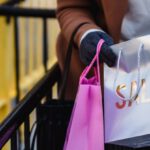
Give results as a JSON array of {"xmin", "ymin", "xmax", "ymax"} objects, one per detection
[{"xmin": 64, "ymin": 39, "xmax": 105, "ymax": 150}]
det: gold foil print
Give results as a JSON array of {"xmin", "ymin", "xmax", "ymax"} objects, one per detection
[{"xmin": 116, "ymin": 79, "xmax": 145, "ymax": 101}]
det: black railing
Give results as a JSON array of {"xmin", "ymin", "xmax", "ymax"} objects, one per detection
[
  {"xmin": 0, "ymin": 63, "xmax": 60, "ymax": 149},
  {"xmin": 0, "ymin": 6, "xmax": 56, "ymax": 18},
  {"xmin": 0, "ymin": 2, "xmax": 58, "ymax": 149}
]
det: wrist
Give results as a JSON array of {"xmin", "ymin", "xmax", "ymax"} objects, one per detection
[
  {"xmin": 80, "ymin": 29, "xmax": 104, "ymax": 45},
  {"xmin": 74, "ymin": 23, "xmax": 101, "ymax": 48}
]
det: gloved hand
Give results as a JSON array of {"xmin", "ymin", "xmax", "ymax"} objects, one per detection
[{"xmin": 79, "ymin": 31, "xmax": 117, "ymax": 67}]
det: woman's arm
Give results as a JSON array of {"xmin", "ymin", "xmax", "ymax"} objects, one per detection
[
  {"xmin": 57, "ymin": 0, "xmax": 101, "ymax": 47},
  {"xmin": 101, "ymin": 0, "xmax": 128, "ymax": 42}
]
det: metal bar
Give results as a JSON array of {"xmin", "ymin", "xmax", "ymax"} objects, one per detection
[
  {"xmin": 42, "ymin": 18, "xmax": 53, "ymax": 101},
  {"xmin": 0, "ymin": 63, "xmax": 60, "ymax": 148},
  {"xmin": 1, "ymin": 0, "xmax": 24, "ymax": 6},
  {"xmin": 43, "ymin": 18, "xmax": 48, "ymax": 73},
  {"xmin": 46, "ymin": 88, "xmax": 52, "ymax": 102},
  {"xmin": 24, "ymin": 117, "xmax": 30, "ymax": 150},
  {"xmin": 0, "ymin": 6, "xmax": 56, "ymax": 18},
  {"xmin": 11, "ymin": 132, "xmax": 18, "ymax": 150},
  {"xmin": 14, "ymin": 17, "xmax": 22, "ymax": 150},
  {"xmin": 36, "ymin": 107, "xmax": 41, "ymax": 150},
  {"xmin": 14, "ymin": 17, "xmax": 20, "ymax": 104}
]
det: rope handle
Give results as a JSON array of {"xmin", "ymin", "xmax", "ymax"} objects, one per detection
[{"xmin": 113, "ymin": 43, "xmax": 144, "ymax": 102}]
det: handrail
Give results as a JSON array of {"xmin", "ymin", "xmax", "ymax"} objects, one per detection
[
  {"xmin": 0, "ymin": 6, "xmax": 56, "ymax": 18},
  {"xmin": 0, "ymin": 63, "xmax": 60, "ymax": 148}
]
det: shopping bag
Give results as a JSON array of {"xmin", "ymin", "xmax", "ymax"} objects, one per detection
[
  {"xmin": 104, "ymin": 35, "xmax": 150, "ymax": 148},
  {"xmin": 64, "ymin": 40, "xmax": 105, "ymax": 150}
]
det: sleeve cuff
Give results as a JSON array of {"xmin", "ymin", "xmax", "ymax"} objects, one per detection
[{"xmin": 80, "ymin": 29, "xmax": 104, "ymax": 45}]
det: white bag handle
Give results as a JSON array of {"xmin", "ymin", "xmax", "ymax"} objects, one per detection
[{"xmin": 113, "ymin": 43, "xmax": 144, "ymax": 102}]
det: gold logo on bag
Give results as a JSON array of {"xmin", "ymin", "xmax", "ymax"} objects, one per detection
[{"xmin": 116, "ymin": 79, "xmax": 147, "ymax": 109}]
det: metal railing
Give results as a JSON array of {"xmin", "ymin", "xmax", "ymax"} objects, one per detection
[
  {"xmin": 0, "ymin": 1, "xmax": 58, "ymax": 149},
  {"xmin": 0, "ymin": 63, "xmax": 60, "ymax": 149},
  {"xmin": 0, "ymin": 6, "xmax": 56, "ymax": 18}
]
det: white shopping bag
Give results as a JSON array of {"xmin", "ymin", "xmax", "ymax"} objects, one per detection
[{"xmin": 104, "ymin": 35, "xmax": 150, "ymax": 148}]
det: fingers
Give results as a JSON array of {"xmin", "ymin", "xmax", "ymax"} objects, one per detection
[
  {"xmin": 80, "ymin": 33, "xmax": 100, "ymax": 65},
  {"xmin": 97, "ymin": 32, "xmax": 116, "ymax": 67},
  {"xmin": 79, "ymin": 31, "xmax": 116, "ymax": 67},
  {"xmin": 97, "ymin": 32, "xmax": 114, "ymax": 46},
  {"xmin": 100, "ymin": 43, "xmax": 117, "ymax": 67}
]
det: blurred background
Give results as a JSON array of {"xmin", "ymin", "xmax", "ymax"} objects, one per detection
[{"xmin": 0, "ymin": 0, "xmax": 59, "ymax": 122}]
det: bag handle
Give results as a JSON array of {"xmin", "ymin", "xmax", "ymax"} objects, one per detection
[
  {"xmin": 114, "ymin": 43, "xmax": 144, "ymax": 102},
  {"xmin": 59, "ymin": 22, "xmax": 90, "ymax": 99},
  {"xmin": 80, "ymin": 39, "xmax": 104, "ymax": 84}
]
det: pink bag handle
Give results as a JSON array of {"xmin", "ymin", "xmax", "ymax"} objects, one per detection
[{"xmin": 80, "ymin": 39, "xmax": 104, "ymax": 84}]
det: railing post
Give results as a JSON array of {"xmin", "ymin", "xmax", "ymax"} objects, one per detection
[
  {"xmin": 13, "ymin": 16, "xmax": 21, "ymax": 150},
  {"xmin": 14, "ymin": 16, "xmax": 20, "ymax": 104},
  {"xmin": 24, "ymin": 117, "xmax": 30, "ymax": 150},
  {"xmin": 11, "ymin": 132, "xmax": 18, "ymax": 150},
  {"xmin": 43, "ymin": 17, "xmax": 48, "ymax": 73},
  {"xmin": 42, "ymin": 17, "xmax": 53, "ymax": 100}
]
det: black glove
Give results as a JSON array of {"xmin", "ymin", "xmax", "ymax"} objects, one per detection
[{"xmin": 79, "ymin": 31, "xmax": 117, "ymax": 67}]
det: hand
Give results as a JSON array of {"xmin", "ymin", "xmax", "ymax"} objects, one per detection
[{"xmin": 79, "ymin": 31, "xmax": 117, "ymax": 67}]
